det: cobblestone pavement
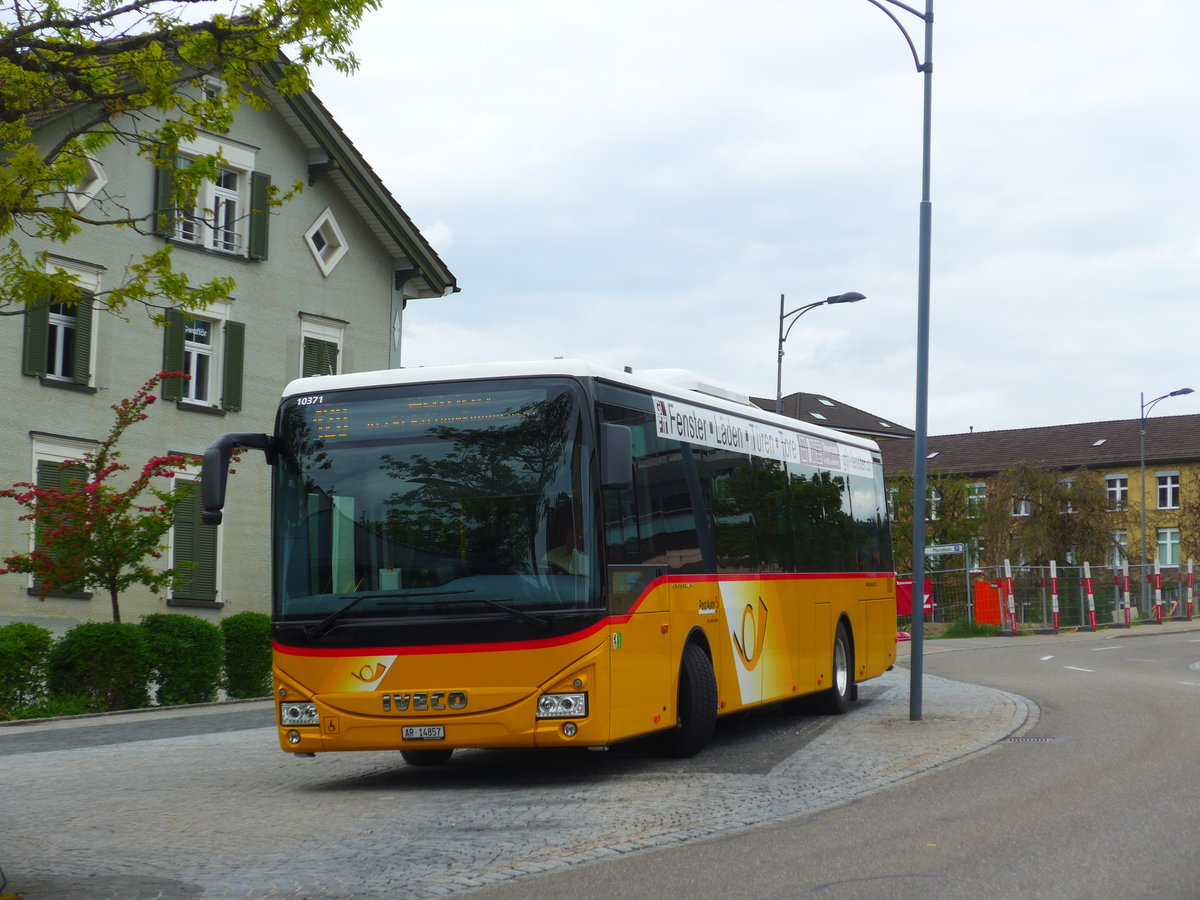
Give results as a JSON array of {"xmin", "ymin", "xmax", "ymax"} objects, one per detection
[{"xmin": 0, "ymin": 659, "xmax": 1039, "ymax": 900}]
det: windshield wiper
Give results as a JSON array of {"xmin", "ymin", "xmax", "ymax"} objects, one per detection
[
  {"xmin": 400, "ymin": 595, "xmax": 552, "ymax": 631},
  {"xmin": 305, "ymin": 589, "xmax": 474, "ymax": 640}
]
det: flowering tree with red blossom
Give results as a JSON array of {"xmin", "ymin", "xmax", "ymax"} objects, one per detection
[{"xmin": 0, "ymin": 372, "xmax": 200, "ymax": 623}]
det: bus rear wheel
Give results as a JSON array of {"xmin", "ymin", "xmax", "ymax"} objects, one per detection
[
  {"xmin": 401, "ymin": 748, "xmax": 454, "ymax": 766},
  {"xmin": 653, "ymin": 642, "xmax": 717, "ymax": 758},
  {"xmin": 816, "ymin": 622, "xmax": 854, "ymax": 715}
]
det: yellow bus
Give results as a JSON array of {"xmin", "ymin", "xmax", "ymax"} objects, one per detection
[{"xmin": 201, "ymin": 360, "xmax": 896, "ymax": 764}]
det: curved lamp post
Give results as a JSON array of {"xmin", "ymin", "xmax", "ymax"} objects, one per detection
[
  {"xmin": 862, "ymin": 0, "xmax": 933, "ymax": 720},
  {"xmin": 1138, "ymin": 387, "xmax": 1194, "ymax": 611},
  {"xmin": 775, "ymin": 291, "xmax": 866, "ymax": 414}
]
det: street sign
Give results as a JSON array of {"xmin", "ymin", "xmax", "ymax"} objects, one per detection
[{"xmin": 924, "ymin": 543, "xmax": 965, "ymax": 556}]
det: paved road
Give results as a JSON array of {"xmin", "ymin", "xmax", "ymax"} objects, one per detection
[
  {"xmin": 471, "ymin": 624, "xmax": 1200, "ymax": 900},
  {"xmin": 1, "ymin": 622, "xmax": 1195, "ymax": 899}
]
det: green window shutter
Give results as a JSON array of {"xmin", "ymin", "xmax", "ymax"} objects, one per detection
[
  {"xmin": 221, "ymin": 320, "xmax": 245, "ymax": 411},
  {"xmin": 153, "ymin": 149, "xmax": 177, "ymax": 237},
  {"xmin": 248, "ymin": 171, "xmax": 271, "ymax": 260},
  {"xmin": 22, "ymin": 302, "xmax": 50, "ymax": 377},
  {"xmin": 35, "ymin": 459, "xmax": 87, "ymax": 593},
  {"xmin": 161, "ymin": 309, "xmax": 186, "ymax": 401},
  {"xmin": 172, "ymin": 481, "xmax": 218, "ymax": 601},
  {"xmin": 302, "ymin": 337, "xmax": 339, "ymax": 377},
  {"xmin": 71, "ymin": 295, "xmax": 93, "ymax": 386}
]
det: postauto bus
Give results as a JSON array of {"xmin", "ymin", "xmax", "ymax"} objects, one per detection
[{"xmin": 201, "ymin": 360, "xmax": 896, "ymax": 764}]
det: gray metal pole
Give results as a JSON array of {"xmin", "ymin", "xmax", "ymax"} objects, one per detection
[
  {"xmin": 775, "ymin": 293, "xmax": 785, "ymax": 415},
  {"xmin": 1139, "ymin": 392, "xmax": 1147, "ymax": 613},
  {"xmin": 908, "ymin": 0, "xmax": 934, "ymax": 722}
]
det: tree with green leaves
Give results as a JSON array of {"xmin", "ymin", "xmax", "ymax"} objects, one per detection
[
  {"xmin": 977, "ymin": 464, "xmax": 1115, "ymax": 567},
  {"xmin": 0, "ymin": 0, "xmax": 380, "ymax": 319},
  {"xmin": 886, "ymin": 471, "xmax": 981, "ymax": 573},
  {"xmin": 0, "ymin": 371, "xmax": 205, "ymax": 622}
]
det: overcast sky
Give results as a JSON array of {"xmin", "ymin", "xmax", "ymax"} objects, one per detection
[{"xmin": 309, "ymin": 0, "xmax": 1200, "ymax": 436}]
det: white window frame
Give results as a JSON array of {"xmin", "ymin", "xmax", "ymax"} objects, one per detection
[
  {"xmin": 46, "ymin": 304, "xmax": 78, "ymax": 381},
  {"xmin": 174, "ymin": 135, "xmax": 256, "ymax": 257},
  {"xmin": 1012, "ymin": 496, "xmax": 1031, "ymax": 517},
  {"xmin": 927, "ymin": 487, "xmax": 941, "ymax": 521},
  {"xmin": 304, "ymin": 207, "xmax": 349, "ymax": 276},
  {"xmin": 1106, "ymin": 474, "xmax": 1128, "ymax": 511},
  {"xmin": 966, "ymin": 482, "xmax": 986, "ymax": 517},
  {"xmin": 1059, "ymin": 478, "xmax": 1076, "ymax": 514},
  {"xmin": 42, "ymin": 257, "xmax": 101, "ymax": 386},
  {"xmin": 1157, "ymin": 472, "xmax": 1180, "ymax": 510},
  {"xmin": 1109, "ymin": 531, "xmax": 1128, "ymax": 569},
  {"xmin": 180, "ymin": 301, "xmax": 230, "ymax": 408},
  {"xmin": 1157, "ymin": 527, "xmax": 1181, "ymax": 567},
  {"xmin": 66, "ymin": 156, "xmax": 107, "ymax": 212},
  {"xmin": 299, "ymin": 315, "xmax": 345, "ymax": 379}
]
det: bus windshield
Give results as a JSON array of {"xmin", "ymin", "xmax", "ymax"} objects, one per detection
[{"xmin": 271, "ymin": 378, "xmax": 598, "ymax": 635}]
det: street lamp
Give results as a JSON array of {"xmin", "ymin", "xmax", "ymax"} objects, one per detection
[
  {"xmin": 862, "ymin": 0, "xmax": 933, "ymax": 721},
  {"xmin": 1138, "ymin": 387, "xmax": 1194, "ymax": 611},
  {"xmin": 775, "ymin": 291, "xmax": 865, "ymax": 414}
]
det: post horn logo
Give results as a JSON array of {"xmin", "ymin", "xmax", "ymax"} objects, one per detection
[
  {"xmin": 349, "ymin": 663, "xmax": 387, "ymax": 683},
  {"xmin": 732, "ymin": 597, "xmax": 769, "ymax": 670}
]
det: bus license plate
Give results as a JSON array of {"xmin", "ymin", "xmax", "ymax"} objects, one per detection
[{"xmin": 402, "ymin": 725, "xmax": 445, "ymax": 741}]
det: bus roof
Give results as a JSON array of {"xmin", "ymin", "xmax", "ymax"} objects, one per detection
[{"xmin": 282, "ymin": 359, "xmax": 881, "ymax": 454}]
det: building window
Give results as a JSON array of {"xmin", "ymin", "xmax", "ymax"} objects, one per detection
[
  {"xmin": 29, "ymin": 436, "xmax": 98, "ymax": 597},
  {"xmin": 966, "ymin": 482, "xmax": 986, "ymax": 517},
  {"xmin": 304, "ymin": 208, "xmax": 349, "ymax": 276},
  {"xmin": 927, "ymin": 487, "xmax": 941, "ymax": 521},
  {"xmin": 1157, "ymin": 473, "xmax": 1180, "ymax": 510},
  {"xmin": 1157, "ymin": 527, "xmax": 1180, "ymax": 566},
  {"xmin": 162, "ymin": 306, "xmax": 244, "ymax": 411},
  {"xmin": 154, "ymin": 136, "xmax": 270, "ymax": 260},
  {"xmin": 66, "ymin": 156, "xmax": 107, "ymax": 212},
  {"xmin": 183, "ymin": 318, "xmax": 214, "ymax": 403},
  {"xmin": 21, "ymin": 259, "xmax": 101, "ymax": 386},
  {"xmin": 1012, "ymin": 496, "xmax": 1031, "ymax": 517},
  {"xmin": 1059, "ymin": 478, "xmax": 1076, "ymax": 514},
  {"xmin": 170, "ymin": 476, "xmax": 220, "ymax": 605},
  {"xmin": 299, "ymin": 314, "xmax": 346, "ymax": 378},
  {"xmin": 1106, "ymin": 475, "xmax": 1128, "ymax": 510},
  {"xmin": 1109, "ymin": 531, "xmax": 1128, "ymax": 569}
]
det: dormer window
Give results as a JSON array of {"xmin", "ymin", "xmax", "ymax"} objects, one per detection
[{"xmin": 305, "ymin": 208, "xmax": 348, "ymax": 276}]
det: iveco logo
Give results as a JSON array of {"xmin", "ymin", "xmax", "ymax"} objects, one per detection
[{"xmin": 382, "ymin": 691, "xmax": 468, "ymax": 712}]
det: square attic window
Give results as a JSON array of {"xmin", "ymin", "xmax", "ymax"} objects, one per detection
[
  {"xmin": 809, "ymin": 412, "xmax": 828, "ymax": 421},
  {"xmin": 66, "ymin": 156, "xmax": 107, "ymax": 211},
  {"xmin": 304, "ymin": 208, "xmax": 349, "ymax": 276},
  {"xmin": 817, "ymin": 397, "xmax": 836, "ymax": 407}
]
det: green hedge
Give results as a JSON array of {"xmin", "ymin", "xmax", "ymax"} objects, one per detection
[
  {"xmin": 48, "ymin": 622, "xmax": 153, "ymax": 713},
  {"xmin": 0, "ymin": 622, "xmax": 54, "ymax": 715},
  {"xmin": 221, "ymin": 611, "xmax": 272, "ymax": 699},
  {"xmin": 141, "ymin": 613, "xmax": 225, "ymax": 706},
  {"xmin": 4, "ymin": 610, "xmax": 273, "ymax": 718}
]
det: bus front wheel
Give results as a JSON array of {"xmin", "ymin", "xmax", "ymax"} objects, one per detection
[
  {"xmin": 816, "ymin": 622, "xmax": 854, "ymax": 715},
  {"xmin": 401, "ymin": 748, "xmax": 454, "ymax": 766},
  {"xmin": 653, "ymin": 643, "xmax": 717, "ymax": 758}
]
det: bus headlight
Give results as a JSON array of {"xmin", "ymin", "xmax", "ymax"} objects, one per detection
[
  {"xmin": 537, "ymin": 692, "xmax": 587, "ymax": 718},
  {"xmin": 280, "ymin": 701, "xmax": 319, "ymax": 726}
]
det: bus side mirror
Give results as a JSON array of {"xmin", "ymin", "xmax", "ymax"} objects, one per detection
[
  {"xmin": 601, "ymin": 423, "xmax": 633, "ymax": 491},
  {"xmin": 201, "ymin": 432, "xmax": 277, "ymax": 525}
]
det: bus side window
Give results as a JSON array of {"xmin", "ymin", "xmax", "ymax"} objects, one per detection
[{"xmin": 599, "ymin": 404, "xmax": 703, "ymax": 575}]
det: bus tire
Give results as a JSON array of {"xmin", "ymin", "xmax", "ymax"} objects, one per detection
[
  {"xmin": 401, "ymin": 748, "xmax": 454, "ymax": 767},
  {"xmin": 654, "ymin": 642, "xmax": 717, "ymax": 758},
  {"xmin": 816, "ymin": 622, "xmax": 854, "ymax": 715}
]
